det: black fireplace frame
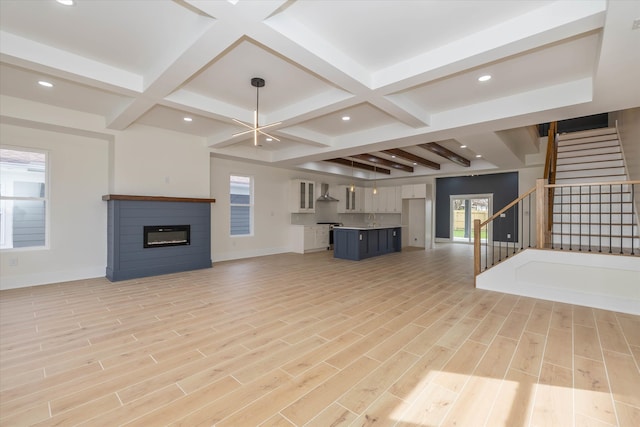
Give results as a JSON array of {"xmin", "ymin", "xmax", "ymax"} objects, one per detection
[{"xmin": 143, "ymin": 225, "xmax": 190, "ymax": 248}]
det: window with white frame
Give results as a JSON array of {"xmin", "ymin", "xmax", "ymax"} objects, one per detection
[
  {"xmin": 0, "ymin": 147, "xmax": 48, "ymax": 249},
  {"xmin": 230, "ymin": 175, "xmax": 252, "ymax": 236}
]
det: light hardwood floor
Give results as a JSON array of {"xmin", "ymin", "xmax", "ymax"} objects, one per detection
[{"xmin": 1, "ymin": 244, "xmax": 639, "ymax": 426}]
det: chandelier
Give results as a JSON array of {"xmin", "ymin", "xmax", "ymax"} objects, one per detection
[{"xmin": 232, "ymin": 77, "xmax": 281, "ymax": 146}]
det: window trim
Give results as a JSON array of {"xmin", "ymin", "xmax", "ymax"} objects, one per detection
[
  {"xmin": 0, "ymin": 145, "xmax": 50, "ymax": 251},
  {"xmin": 229, "ymin": 174, "xmax": 254, "ymax": 237}
]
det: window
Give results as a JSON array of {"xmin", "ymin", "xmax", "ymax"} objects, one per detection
[
  {"xmin": 0, "ymin": 147, "xmax": 48, "ymax": 249},
  {"xmin": 230, "ymin": 175, "xmax": 252, "ymax": 236}
]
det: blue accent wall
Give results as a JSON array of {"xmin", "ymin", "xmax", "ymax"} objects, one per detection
[
  {"xmin": 435, "ymin": 172, "xmax": 519, "ymax": 241},
  {"xmin": 106, "ymin": 200, "xmax": 211, "ymax": 281}
]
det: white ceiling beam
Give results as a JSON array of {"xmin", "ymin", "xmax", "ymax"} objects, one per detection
[
  {"xmin": 0, "ymin": 31, "xmax": 142, "ymax": 94},
  {"xmin": 373, "ymin": 0, "xmax": 606, "ymax": 93}
]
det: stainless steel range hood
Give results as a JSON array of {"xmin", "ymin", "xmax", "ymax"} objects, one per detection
[{"xmin": 317, "ymin": 183, "xmax": 339, "ymax": 202}]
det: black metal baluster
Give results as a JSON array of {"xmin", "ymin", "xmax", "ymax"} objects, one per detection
[
  {"xmin": 588, "ymin": 185, "xmax": 592, "ymax": 252},
  {"xmin": 569, "ymin": 186, "xmax": 573, "ymax": 251},
  {"xmin": 579, "ymin": 185, "xmax": 582, "ymax": 251},
  {"xmin": 498, "ymin": 220, "xmax": 502, "ymax": 262},
  {"xmin": 484, "ymin": 224, "xmax": 488, "ymax": 271},
  {"xmin": 620, "ymin": 184, "xmax": 624, "ymax": 254},
  {"xmin": 609, "ymin": 184, "xmax": 613, "ymax": 254},
  {"xmin": 599, "ymin": 185, "xmax": 602, "ymax": 253},
  {"xmin": 520, "ymin": 200, "xmax": 523, "ymax": 250},
  {"xmin": 560, "ymin": 186, "xmax": 564, "ymax": 250},
  {"xmin": 506, "ymin": 208, "xmax": 510, "ymax": 258},
  {"xmin": 491, "ymin": 222, "xmax": 494, "ymax": 266},
  {"xmin": 632, "ymin": 183, "xmax": 636, "ymax": 256},
  {"xmin": 551, "ymin": 189, "xmax": 555, "ymax": 249}
]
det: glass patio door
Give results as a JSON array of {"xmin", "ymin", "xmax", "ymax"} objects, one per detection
[{"xmin": 450, "ymin": 195, "xmax": 492, "ymax": 243}]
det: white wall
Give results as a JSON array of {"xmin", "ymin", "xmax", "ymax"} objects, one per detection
[
  {"xmin": 0, "ymin": 97, "xmax": 212, "ymax": 289},
  {"xmin": 0, "ymin": 123, "xmax": 109, "ymax": 289},
  {"xmin": 210, "ymin": 157, "xmax": 294, "ymax": 261},
  {"xmin": 112, "ymin": 124, "xmax": 210, "ymax": 197},
  {"xmin": 476, "ymin": 249, "xmax": 640, "ymax": 315}
]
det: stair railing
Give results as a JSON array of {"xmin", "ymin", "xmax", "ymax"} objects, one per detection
[
  {"xmin": 474, "ymin": 178, "xmax": 640, "ymax": 285},
  {"xmin": 473, "ymin": 186, "xmax": 537, "ymax": 281},
  {"xmin": 547, "ymin": 179, "xmax": 639, "ymax": 255}
]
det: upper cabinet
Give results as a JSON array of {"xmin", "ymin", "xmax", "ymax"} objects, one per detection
[
  {"xmin": 337, "ymin": 185, "xmax": 364, "ymax": 213},
  {"xmin": 383, "ymin": 187, "xmax": 401, "ymax": 213},
  {"xmin": 365, "ymin": 186, "xmax": 401, "ymax": 213},
  {"xmin": 401, "ymin": 183, "xmax": 426, "ymax": 199},
  {"xmin": 290, "ymin": 180, "xmax": 315, "ymax": 213}
]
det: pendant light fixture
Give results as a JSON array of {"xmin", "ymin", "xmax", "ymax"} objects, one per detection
[
  {"xmin": 350, "ymin": 160, "xmax": 355, "ymax": 192},
  {"xmin": 372, "ymin": 165, "xmax": 378, "ymax": 195},
  {"xmin": 232, "ymin": 77, "xmax": 281, "ymax": 146}
]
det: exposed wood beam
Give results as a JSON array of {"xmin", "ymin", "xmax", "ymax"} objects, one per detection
[
  {"xmin": 382, "ymin": 148, "xmax": 440, "ymax": 170},
  {"xmin": 351, "ymin": 154, "xmax": 414, "ymax": 173},
  {"xmin": 325, "ymin": 158, "xmax": 391, "ymax": 175},
  {"xmin": 418, "ymin": 142, "xmax": 470, "ymax": 167}
]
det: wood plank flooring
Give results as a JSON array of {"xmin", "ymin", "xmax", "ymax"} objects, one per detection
[{"xmin": 1, "ymin": 244, "xmax": 639, "ymax": 426}]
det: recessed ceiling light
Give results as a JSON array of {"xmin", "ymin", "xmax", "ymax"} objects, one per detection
[
  {"xmin": 38, "ymin": 80, "xmax": 53, "ymax": 88},
  {"xmin": 183, "ymin": 117, "xmax": 192, "ymax": 122},
  {"xmin": 413, "ymin": 162, "xmax": 417, "ymax": 165},
  {"xmin": 342, "ymin": 116, "xmax": 350, "ymax": 121},
  {"xmin": 56, "ymin": 0, "xmax": 74, "ymax": 6},
  {"xmin": 460, "ymin": 145, "xmax": 467, "ymax": 149},
  {"xmin": 266, "ymin": 138, "xmax": 273, "ymax": 142},
  {"xmin": 475, "ymin": 154, "xmax": 482, "ymax": 158},
  {"xmin": 391, "ymin": 155, "xmax": 396, "ymax": 158},
  {"xmin": 478, "ymin": 75, "xmax": 492, "ymax": 82}
]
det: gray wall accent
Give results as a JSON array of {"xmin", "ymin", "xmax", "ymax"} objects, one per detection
[
  {"xmin": 435, "ymin": 172, "xmax": 519, "ymax": 240},
  {"xmin": 106, "ymin": 200, "xmax": 211, "ymax": 281}
]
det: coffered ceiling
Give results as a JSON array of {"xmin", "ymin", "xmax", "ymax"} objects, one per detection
[{"xmin": 1, "ymin": 0, "xmax": 639, "ymax": 180}]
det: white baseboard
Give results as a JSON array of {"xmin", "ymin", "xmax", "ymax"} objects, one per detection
[
  {"xmin": 212, "ymin": 247, "xmax": 291, "ymax": 263},
  {"xmin": 0, "ymin": 266, "xmax": 105, "ymax": 291}
]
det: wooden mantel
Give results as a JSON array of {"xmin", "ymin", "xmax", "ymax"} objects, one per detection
[{"xmin": 102, "ymin": 194, "xmax": 216, "ymax": 203}]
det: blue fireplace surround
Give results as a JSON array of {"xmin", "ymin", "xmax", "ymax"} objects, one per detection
[{"xmin": 103, "ymin": 195, "xmax": 215, "ymax": 281}]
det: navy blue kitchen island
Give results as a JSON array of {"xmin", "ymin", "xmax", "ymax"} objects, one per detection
[{"xmin": 333, "ymin": 226, "xmax": 402, "ymax": 261}]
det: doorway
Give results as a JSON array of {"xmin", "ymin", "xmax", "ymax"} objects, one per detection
[{"xmin": 450, "ymin": 194, "xmax": 492, "ymax": 243}]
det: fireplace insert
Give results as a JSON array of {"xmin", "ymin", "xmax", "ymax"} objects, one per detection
[{"xmin": 143, "ymin": 225, "xmax": 190, "ymax": 248}]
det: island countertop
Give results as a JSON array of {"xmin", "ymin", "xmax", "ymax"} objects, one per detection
[{"xmin": 333, "ymin": 225, "xmax": 403, "ymax": 230}]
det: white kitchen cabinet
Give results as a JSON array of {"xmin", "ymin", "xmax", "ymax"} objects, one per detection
[
  {"xmin": 364, "ymin": 187, "xmax": 374, "ymax": 212},
  {"xmin": 385, "ymin": 186, "xmax": 401, "ymax": 212},
  {"xmin": 315, "ymin": 226, "xmax": 329, "ymax": 248},
  {"xmin": 290, "ymin": 180, "xmax": 316, "ymax": 213},
  {"xmin": 374, "ymin": 187, "xmax": 387, "ymax": 213},
  {"xmin": 337, "ymin": 185, "xmax": 364, "ymax": 213},
  {"xmin": 291, "ymin": 225, "xmax": 329, "ymax": 253},
  {"xmin": 402, "ymin": 183, "xmax": 426, "ymax": 199},
  {"xmin": 366, "ymin": 186, "xmax": 401, "ymax": 213},
  {"xmin": 303, "ymin": 227, "xmax": 316, "ymax": 251}
]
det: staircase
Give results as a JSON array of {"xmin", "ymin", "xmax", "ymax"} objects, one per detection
[
  {"xmin": 552, "ymin": 127, "xmax": 639, "ymax": 253},
  {"xmin": 474, "ymin": 124, "xmax": 639, "ymax": 314}
]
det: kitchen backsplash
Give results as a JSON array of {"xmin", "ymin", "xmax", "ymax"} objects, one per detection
[{"xmin": 291, "ymin": 212, "xmax": 401, "ymax": 226}]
